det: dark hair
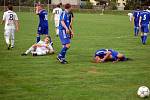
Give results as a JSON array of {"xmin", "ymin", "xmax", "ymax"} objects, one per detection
[
  {"xmin": 7, "ymin": 5, "xmax": 13, "ymax": 10},
  {"xmin": 65, "ymin": 3, "xmax": 71, "ymax": 9},
  {"xmin": 136, "ymin": 6, "xmax": 140, "ymax": 10},
  {"xmin": 143, "ymin": 6, "xmax": 148, "ymax": 10},
  {"xmin": 56, "ymin": 4, "xmax": 60, "ymax": 8}
]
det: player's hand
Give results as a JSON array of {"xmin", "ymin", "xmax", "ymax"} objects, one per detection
[
  {"xmin": 70, "ymin": 32, "xmax": 74, "ymax": 38},
  {"xmin": 100, "ymin": 59, "xmax": 105, "ymax": 63},
  {"xmin": 66, "ymin": 28, "xmax": 70, "ymax": 34}
]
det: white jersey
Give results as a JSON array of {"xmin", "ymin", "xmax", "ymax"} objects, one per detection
[
  {"xmin": 37, "ymin": 40, "xmax": 53, "ymax": 51},
  {"xmin": 3, "ymin": 10, "xmax": 18, "ymax": 30},
  {"xmin": 52, "ymin": 7, "xmax": 62, "ymax": 20}
]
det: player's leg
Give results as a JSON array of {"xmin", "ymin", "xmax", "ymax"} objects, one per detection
[
  {"xmin": 140, "ymin": 26, "xmax": 144, "ymax": 44},
  {"xmin": 10, "ymin": 29, "xmax": 15, "ymax": 48},
  {"xmin": 55, "ymin": 20, "xmax": 59, "ymax": 36},
  {"xmin": 4, "ymin": 29, "xmax": 11, "ymax": 50},
  {"xmin": 21, "ymin": 45, "xmax": 36, "ymax": 56},
  {"xmin": 32, "ymin": 47, "xmax": 45, "ymax": 56},
  {"xmin": 57, "ymin": 30, "xmax": 70, "ymax": 64},
  {"xmin": 134, "ymin": 26, "xmax": 139, "ymax": 36},
  {"xmin": 37, "ymin": 26, "xmax": 41, "ymax": 43},
  {"xmin": 142, "ymin": 25, "xmax": 149, "ymax": 45}
]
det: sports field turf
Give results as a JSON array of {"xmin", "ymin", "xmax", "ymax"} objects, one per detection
[{"xmin": 0, "ymin": 12, "xmax": 150, "ymax": 100}]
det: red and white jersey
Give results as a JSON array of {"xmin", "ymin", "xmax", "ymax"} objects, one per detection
[
  {"xmin": 52, "ymin": 7, "xmax": 63, "ymax": 20},
  {"xmin": 3, "ymin": 10, "xmax": 18, "ymax": 30}
]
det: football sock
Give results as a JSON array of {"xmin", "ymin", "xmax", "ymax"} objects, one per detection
[
  {"xmin": 59, "ymin": 46, "xmax": 68, "ymax": 59},
  {"xmin": 25, "ymin": 47, "xmax": 34, "ymax": 54},
  {"xmin": 5, "ymin": 35, "xmax": 10, "ymax": 45},
  {"xmin": 141, "ymin": 36, "xmax": 144, "ymax": 43},
  {"xmin": 143, "ymin": 33, "xmax": 147, "ymax": 44},
  {"xmin": 36, "ymin": 36, "xmax": 40, "ymax": 43}
]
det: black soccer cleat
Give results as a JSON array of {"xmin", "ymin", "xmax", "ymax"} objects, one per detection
[
  {"xmin": 21, "ymin": 53, "xmax": 27, "ymax": 56},
  {"xmin": 61, "ymin": 60, "xmax": 68, "ymax": 64},
  {"xmin": 32, "ymin": 53, "xmax": 37, "ymax": 56},
  {"xmin": 7, "ymin": 44, "xmax": 11, "ymax": 50}
]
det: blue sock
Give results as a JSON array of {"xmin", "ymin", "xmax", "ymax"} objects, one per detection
[
  {"xmin": 59, "ymin": 47, "xmax": 68, "ymax": 59},
  {"xmin": 143, "ymin": 35, "xmax": 147, "ymax": 44},
  {"xmin": 141, "ymin": 36, "xmax": 144, "ymax": 43},
  {"xmin": 137, "ymin": 28, "xmax": 139, "ymax": 36},
  {"xmin": 36, "ymin": 36, "xmax": 40, "ymax": 43},
  {"xmin": 134, "ymin": 27, "xmax": 137, "ymax": 36}
]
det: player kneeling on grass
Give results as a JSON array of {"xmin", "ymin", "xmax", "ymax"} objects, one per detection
[
  {"xmin": 21, "ymin": 37, "xmax": 54, "ymax": 56},
  {"xmin": 93, "ymin": 49, "xmax": 128, "ymax": 63}
]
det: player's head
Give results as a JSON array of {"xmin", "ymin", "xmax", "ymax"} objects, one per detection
[
  {"xmin": 65, "ymin": 3, "xmax": 72, "ymax": 12},
  {"xmin": 136, "ymin": 6, "xmax": 140, "ymax": 10},
  {"xmin": 57, "ymin": 4, "xmax": 61, "ymax": 8},
  {"xmin": 7, "ymin": 4, "xmax": 13, "ymax": 11},
  {"xmin": 36, "ymin": 4, "xmax": 44, "ymax": 10},
  {"xmin": 44, "ymin": 36, "xmax": 50, "ymax": 43},
  {"xmin": 143, "ymin": 6, "xmax": 148, "ymax": 10},
  {"xmin": 92, "ymin": 56, "xmax": 101, "ymax": 63}
]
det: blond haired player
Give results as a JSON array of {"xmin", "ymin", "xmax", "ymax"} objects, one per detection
[
  {"xmin": 1, "ymin": 5, "xmax": 19, "ymax": 50},
  {"xmin": 52, "ymin": 4, "xmax": 63, "ymax": 36},
  {"xmin": 21, "ymin": 36, "xmax": 54, "ymax": 56}
]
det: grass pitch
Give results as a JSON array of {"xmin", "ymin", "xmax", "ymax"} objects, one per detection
[{"xmin": 0, "ymin": 12, "xmax": 150, "ymax": 100}]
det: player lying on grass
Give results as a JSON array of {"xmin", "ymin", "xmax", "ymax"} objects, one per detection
[
  {"xmin": 93, "ymin": 49, "xmax": 128, "ymax": 63},
  {"xmin": 21, "ymin": 37, "xmax": 54, "ymax": 56}
]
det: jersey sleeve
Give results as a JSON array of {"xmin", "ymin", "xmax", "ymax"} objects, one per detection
[
  {"xmin": 14, "ymin": 13, "xmax": 19, "ymax": 20},
  {"xmin": 2, "ymin": 12, "xmax": 6, "ymax": 21}
]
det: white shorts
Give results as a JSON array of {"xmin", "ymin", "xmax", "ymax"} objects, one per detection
[
  {"xmin": 4, "ymin": 29, "xmax": 15, "ymax": 38},
  {"xmin": 54, "ymin": 20, "xmax": 59, "ymax": 28},
  {"xmin": 35, "ymin": 48, "xmax": 48, "ymax": 56}
]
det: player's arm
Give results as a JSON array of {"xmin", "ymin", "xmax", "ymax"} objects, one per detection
[
  {"xmin": 139, "ymin": 16, "xmax": 142, "ymax": 27},
  {"xmin": 100, "ymin": 51, "xmax": 111, "ymax": 62},
  {"xmin": 61, "ymin": 20, "xmax": 69, "ymax": 33},
  {"xmin": 14, "ymin": 13, "xmax": 19, "ymax": 31},
  {"xmin": 35, "ymin": 6, "xmax": 39, "ymax": 15},
  {"xmin": 1, "ymin": 12, "xmax": 5, "ymax": 24}
]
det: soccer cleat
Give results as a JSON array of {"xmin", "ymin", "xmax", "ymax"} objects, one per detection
[
  {"xmin": 21, "ymin": 53, "xmax": 27, "ymax": 56},
  {"xmin": 32, "ymin": 53, "xmax": 37, "ymax": 56},
  {"xmin": 61, "ymin": 60, "xmax": 68, "ymax": 64},
  {"xmin": 7, "ymin": 44, "xmax": 11, "ymax": 50},
  {"xmin": 57, "ymin": 56, "xmax": 63, "ymax": 63},
  {"xmin": 11, "ymin": 46, "xmax": 14, "ymax": 48}
]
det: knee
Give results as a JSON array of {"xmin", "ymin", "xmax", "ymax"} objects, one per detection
[{"xmin": 65, "ymin": 44, "xmax": 70, "ymax": 48}]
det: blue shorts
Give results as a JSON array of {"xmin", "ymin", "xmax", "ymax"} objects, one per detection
[
  {"xmin": 134, "ymin": 21, "xmax": 139, "ymax": 27},
  {"xmin": 59, "ymin": 29, "xmax": 70, "ymax": 45},
  {"xmin": 109, "ymin": 49, "xmax": 118, "ymax": 61},
  {"xmin": 37, "ymin": 26, "xmax": 49, "ymax": 35},
  {"xmin": 141, "ymin": 24, "xmax": 149, "ymax": 33}
]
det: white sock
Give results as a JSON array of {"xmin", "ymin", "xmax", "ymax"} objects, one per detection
[
  {"xmin": 25, "ymin": 47, "xmax": 34, "ymax": 54},
  {"xmin": 56, "ymin": 28, "xmax": 59, "ymax": 35}
]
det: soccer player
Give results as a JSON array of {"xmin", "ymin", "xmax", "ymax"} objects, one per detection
[
  {"xmin": 57, "ymin": 4, "xmax": 74, "ymax": 64},
  {"xmin": 35, "ymin": 4, "xmax": 52, "ymax": 44},
  {"xmin": 133, "ymin": 6, "xmax": 141, "ymax": 36},
  {"xmin": 21, "ymin": 36, "xmax": 54, "ymax": 56},
  {"xmin": 139, "ymin": 7, "xmax": 150, "ymax": 45},
  {"xmin": 52, "ymin": 4, "xmax": 63, "ymax": 36},
  {"xmin": 1, "ymin": 5, "xmax": 19, "ymax": 50},
  {"xmin": 93, "ymin": 49, "xmax": 128, "ymax": 63}
]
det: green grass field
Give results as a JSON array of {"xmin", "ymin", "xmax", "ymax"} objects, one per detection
[{"xmin": 0, "ymin": 12, "xmax": 150, "ymax": 100}]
